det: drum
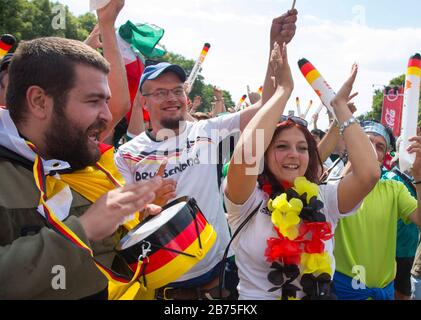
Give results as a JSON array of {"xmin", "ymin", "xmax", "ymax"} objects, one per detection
[{"xmin": 115, "ymin": 197, "xmax": 217, "ymax": 289}]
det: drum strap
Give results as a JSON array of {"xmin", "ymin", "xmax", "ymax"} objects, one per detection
[{"xmin": 218, "ymin": 200, "xmax": 263, "ymax": 298}]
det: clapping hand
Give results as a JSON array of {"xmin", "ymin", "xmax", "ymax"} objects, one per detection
[
  {"xmin": 269, "ymin": 42, "xmax": 293, "ymax": 93},
  {"xmin": 247, "ymin": 85, "xmax": 261, "ymax": 105},
  {"xmin": 331, "ymin": 64, "xmax": 358, "ymax": 111}
]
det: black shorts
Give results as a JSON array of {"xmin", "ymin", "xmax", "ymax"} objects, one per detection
[{"xmin": 395, "ymin": 257, "xmax": 415, "ymax": 296}]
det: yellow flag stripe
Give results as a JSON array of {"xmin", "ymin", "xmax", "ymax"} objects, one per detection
[
  {"xmin": 306, "ymin": 69, "xmax": 322, "ymax": 85},
  {"xmin": 407, "ymin": 66, "xmax": 421, "ymax": 77}
]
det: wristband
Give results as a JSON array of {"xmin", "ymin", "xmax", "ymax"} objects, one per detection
[{"xmin": 339, "ymin": 116, "xmax": 358, "ymax": 135}]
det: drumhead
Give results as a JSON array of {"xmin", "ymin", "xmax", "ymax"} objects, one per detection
[{"xmin": 121, "ymin": 200, "xmax": 187, "ymax": 250}]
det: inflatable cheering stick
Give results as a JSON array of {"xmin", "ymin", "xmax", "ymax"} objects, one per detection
[
  {"xmin": 298, "ymin": 58, "xmax": 338, "ymax": 122},
  {"xmin": 295, "ymin": 97, "xmax": 302, "ymax": 118},
  {"xmin": 308, "ymin": 103, "xmax": 323, "ymax": 127},
  {"xmin": 0, "ymin": 34, "xmax": 16, "ymax": 59},
  {"xmin": 399, "ymin": 53, "xmax": 421, "ymax": 172},
  {"xmin": 185, "ymin": 43, "xmax": 211, "ymax": 94},
  {"xmin": 303, "ymin": 100, "xmax": 313, "ymax": 120},
  {"xmin": 235, "ymin": 94, "xmax": 247, "ymax": 111}
]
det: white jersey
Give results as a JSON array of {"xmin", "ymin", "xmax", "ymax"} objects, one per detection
[
  {"xmin": 324, "ymin": 156, "xmax": 345, "ymax": 181},
  {"xmin": 115, "ymin": 113, "xmax": 241, "ymax": 282},
  {"xmin": 223, "ymin": 181, "xmax": 360, "ymax": 300}
]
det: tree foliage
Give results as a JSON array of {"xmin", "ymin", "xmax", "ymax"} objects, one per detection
[{"xmin": 0, "ymin": 0, "xmax": 96, "ymax": 42}]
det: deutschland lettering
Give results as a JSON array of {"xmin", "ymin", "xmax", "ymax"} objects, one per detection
[{"xmin": 135, "ymin": 157, "xmax": 201, "ymax": 181}]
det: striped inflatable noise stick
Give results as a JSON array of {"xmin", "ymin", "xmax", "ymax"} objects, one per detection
[
  {"xmin": 235, "ymin": 94, "xmax": 247, "ymax": 111},
  {"xmin": 298, "ymin": 58, "xmax": 337, "ymax": 121},
  {"xmin": 199, "ymin": 43, "xmax": 211, "ymax": 63},
  {"xmin": 399, "ymin": 53, "xmax": 421, "ymax": 173},
  {"xmin": 203, "ymin": 43, "xmax": 211, "ymax": 53},
  {"xmin": 0, "ymin": 34, "xmax": 16, "ymax": 59}
]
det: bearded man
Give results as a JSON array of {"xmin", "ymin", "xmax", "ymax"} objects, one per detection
[{"xmin": 0, "ymin": 0, "xmax": 163, "ymax": 300}]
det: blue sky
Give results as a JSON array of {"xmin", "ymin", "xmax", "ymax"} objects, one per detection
[{"xmin": 59, "ymin": 0, "xmax": 421, "ymax": 129}]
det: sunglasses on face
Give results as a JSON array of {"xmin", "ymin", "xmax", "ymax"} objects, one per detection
[{"xmin": 279, "ymin": 115, "xmax": 308, "ymax": 127}]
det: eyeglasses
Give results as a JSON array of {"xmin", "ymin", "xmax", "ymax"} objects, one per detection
[
  {"xmin": 142, "ymin": 87, "xmax": 186, "ymax": 100},
  {"xmin": 279, "ymin": 115, "xmax": 308, "ymax": 127}
]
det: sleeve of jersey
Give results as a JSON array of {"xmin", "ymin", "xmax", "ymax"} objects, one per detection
[
  {"xmin": 396, "ymin": 181, "xmax": 418, "ymax": 224},
  {"xmin": 114, "ymin": 149, "xmax": 135, "ymax": 185},
  {"xmin": 319, "ymin": 182, "xmax": 361, "ymax": 223},
  {"xmin": 204, "ymin": 112, "xmax": 241, "ymax": 143},
  {"xmin": 223, "ymin": 179, "xmax": 264, "ymax": 232}
]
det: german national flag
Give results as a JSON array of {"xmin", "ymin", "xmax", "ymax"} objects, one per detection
[
  {"xmin": 298, "ymin": 58, "xmax": 321, "ymax": 85},
  {"xmin": 118, "ymin": 199, "xmax": 217, "ymax": 289},
  {"xmin": 297, "ymin": 57, "xmax": 337, "ymax": 119}
]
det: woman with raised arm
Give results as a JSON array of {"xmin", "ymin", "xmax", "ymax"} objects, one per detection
[{"xmin": 223, "ymin": 43, "xmax": 380, "ymax": 300}]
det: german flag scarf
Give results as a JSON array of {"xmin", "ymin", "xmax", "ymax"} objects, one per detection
[{"xmin": 0, "ymin": 109, "xmax": 143, "ymax": 292}]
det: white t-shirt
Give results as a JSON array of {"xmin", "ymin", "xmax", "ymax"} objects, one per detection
[
  {"xmin": 223, "ymin": 181, "xmax": 359, "ymax": 300},
  {"xmin": 324, "ymin": 156, "xmax": 345, "ymax": 181},
  {"xmin": 115, "ymin": 113, "xmax": 241, "ymax": 282}
]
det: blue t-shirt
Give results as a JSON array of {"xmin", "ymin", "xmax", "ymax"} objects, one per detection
[{"xmin": 382, "ymin": 167, "xmax": 419, "ymax": 258}]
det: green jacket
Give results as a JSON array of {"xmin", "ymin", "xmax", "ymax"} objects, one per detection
[{"xmin": 0, "ymin": 159, "xmax": 119, "ymax": 299}]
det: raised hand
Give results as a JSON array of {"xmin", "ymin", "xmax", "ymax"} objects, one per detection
[
  {"xmin": 84, "ymin": 24, "xmax": 102, "ymax": 50},
  {"xmin": 347, "ymin": 92, "xmax": 359, "ymax": 114},
  {"xmin": 270, "ymin": 9, "xmax": 298, "ymax": 47},
  {"xmin": 214, "ymin": 86, "xmax": 223, "ymax": 100},
  {"xmin": 97, "ymin": 0, "xmax": 124, "ymax": 25},
  {"xmin": 269, "ymin": 42, "xmax": 293, "ymax": 93},
  {"xmin": 407, "ymin": 134, "xmax": 421, "ymax": 181},
  {"xmin": 247, "ymin": 85, "xmax": 261, "ymax": 105},
  {"xmin": 191, "ymin": 96, "xmax": 202, "ymax": 112},
  {"xmin": 331, "ymin": 64, "xmax": 358, "ymax": 110}
]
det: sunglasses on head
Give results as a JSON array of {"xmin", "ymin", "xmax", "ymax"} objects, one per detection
[{"xmin": 279, "ymin": 115, "xmax": 308, "ymax": 127}]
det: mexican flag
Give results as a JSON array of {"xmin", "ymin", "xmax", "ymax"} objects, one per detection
[
  {"xmin": 117, "ymin": 21, "xmax": 166, "ymax": 122},
  {"xmin": 119, "ymin": 21, "xmax": 166, "ymax": 58}
]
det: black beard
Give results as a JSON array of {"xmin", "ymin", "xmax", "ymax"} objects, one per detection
[
  {"xmin": 160, "ymin": 115, "xmax": 185, "ymax": 130},
  {"xmin": 44, "ymin": 108, "xmax": 107, "ymax": 171}
]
